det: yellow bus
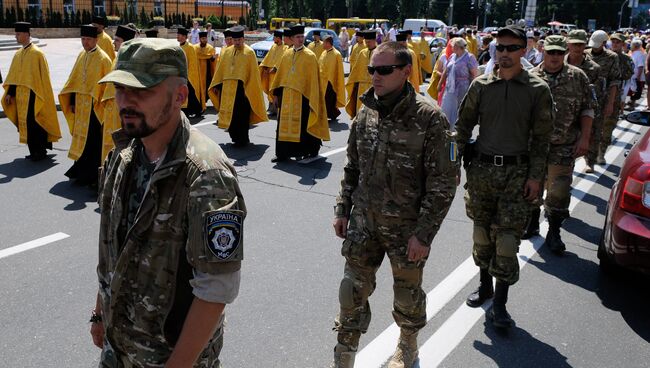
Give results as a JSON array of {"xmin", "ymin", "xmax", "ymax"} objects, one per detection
[
  {"xmin": 326, "ymin": 18, "xmax": 390, "ymax": 37},
  {"xmin": 269, "ymin": 18, "xmax": 323, "ymax": 30}
]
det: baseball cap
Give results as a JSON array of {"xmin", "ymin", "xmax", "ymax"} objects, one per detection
[
  {"xmin": 497, "ymin": 25, "xmax": 527, "ymax": 44},
  {"xmin": 544, "ymin": 35, "xmax": 567, "ymax": 52},
  {"xmin": 588, "ymin": 30, "xmax": 609, "ymax": 48},
  {"xmin": 567, "ymin": 30, "xmax": 587, "ymax": 44},
  {"xmin": 98, "ymin": 38, "xmax": 187, "ymax": 88}
]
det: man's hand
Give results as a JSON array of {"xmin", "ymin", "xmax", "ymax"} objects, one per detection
[
  {"xmin": 573, "ymin": 135, "xmax": 590, "ymax": 158},
  {"xmin": 90, "ymin": 320, "xmax": 104, "ymax": 349},
  {"xmin": 4, "ymin": 95, "xmax": 13, "ymax": 105},
  {"xmin": 407, "ymin": 236, "xmax": 430, "ymax": 262},
  {"xmin": 333, "ymin": 217, "xmax": 348, "ymax": 239},
  {"xmin": 523, "ymin": 179, "xmax": 541, "ymax": 202}
]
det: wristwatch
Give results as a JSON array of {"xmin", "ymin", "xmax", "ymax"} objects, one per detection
[{"xmin": 89, "ymin": 310, "xmax": 103, "ymax": 323}]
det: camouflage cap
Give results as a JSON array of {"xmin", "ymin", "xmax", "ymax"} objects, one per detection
[
  {"xmin": 610, "ymin": 32, "xmax": 626, "ymax": 42},
  {"xmin": 567, "ymin": 29, "xmax": 587, "ymax": 44},
  {"xmin": 98, "ymin": 38, "xmax": 187, "ymax": 88},
  {"xmin": 544, "ymin": 35, "xmax": 567, "ymax": 52}
]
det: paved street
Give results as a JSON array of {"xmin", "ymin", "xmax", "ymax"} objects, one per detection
[{"xmin": 0, "ymin": 40, "xmax": 649, "ymax": 368}]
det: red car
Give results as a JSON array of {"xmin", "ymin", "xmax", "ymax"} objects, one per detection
[{"xmin": 599, "ymin": 112, "xmax": 650, "ymax": 274}]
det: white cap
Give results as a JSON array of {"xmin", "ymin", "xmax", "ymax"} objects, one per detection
[
  {"xmin": 526, "ymin": 30, "xmax": 534, "ymax": 38},
  {"xmin": 588, "ymin": 30, "xmax": 609, "ymax": 48}
]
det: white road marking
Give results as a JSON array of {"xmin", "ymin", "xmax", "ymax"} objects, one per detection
[
  {"xmin": 298, "ymin": 147, "xmax": 348, "ymax": 164},
  {"xmin": 193, "ymin": 121, "xmax": 216, "ymax": 128},
  {"xmin": 354, "ymin": 120, "xmax": 641, "ymax": 367},
  {"xmin": 0, "ymin": 232, "xmax": 70, "ymax": 260}
]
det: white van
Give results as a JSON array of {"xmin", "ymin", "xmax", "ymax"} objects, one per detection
[{"xmin": 402, "ymin": 19, "xmax": 447, "ymax": 34}]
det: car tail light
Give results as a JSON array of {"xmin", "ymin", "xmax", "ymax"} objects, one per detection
[{"xmin": 620, "ymin": 164, "xmax": 650, "ymax": 218}]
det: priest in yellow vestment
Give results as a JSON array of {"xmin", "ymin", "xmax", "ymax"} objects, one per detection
[
  {"xmin": 418, "ymin": 32, "xmax": 434, "ymax": 77},
  {"xmin": 307, "ymin": 31, "xmax": 324, "ymax": 59},
  {"xmin": 92, "ymin": 16, "xmax": 116, "ymax": 61},
  {"xmin": 270, "ymin": 24, "xmax": 329, "ymax": 162},
  {"xmin": 59, "ymin": 25, "xmax": 112, "ymax": 186},
  {"xmin": 208, "ymin": 26, "xmax": 268, "ymax": 146},
  {"xmin": 2, "ymin": 21, "xmax": 60, "ymax": 161},
  {"xmin": 319, "ymin": 35, "xmax": 345, "ymax": 121},
  {"xmin": 196, "ymin": 31, "xmax": 218, "ymax": 98},
  {"xmin": 260, "ymin": 29, "xmax": 284, "ymax": 116},
  {"xmin": 345, "ymin": 31, "xmax": 376, "ymax": 118},
  {"xmin": 100, "ymin": 25, "xmax": 136, "ymax": 162},
  {"xmin": 349, "ymin": 33, "xmax": 366, "ymax": 69},
  {"xmin": 397, "ymin": 32, "xmax": 422, "ymax": 91},
  {"xmin": 177, "ymin": 26, "xmax": 204, "ymax": 117}
]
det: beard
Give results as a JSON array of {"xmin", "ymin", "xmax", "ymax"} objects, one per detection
[
  {"xmin": 120, "ymin": 98, "xmax": 172, "ymax": 138},
  {"xmin": 498, "ymin": 56, "xmax": 514, "ymax": 68}
]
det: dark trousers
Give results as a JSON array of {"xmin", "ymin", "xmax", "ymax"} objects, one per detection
[
  {"xmin": 25, "ymin": 91, "xmax": 51, "ymax": 158},
  {"xmin": 325, "ymin": 83, "xmax": 341, "ymax": 120},
  {"xmin": 274, "ymin": 89, "xmax": 321, "ymax": 159},
  {"xmin": 228, "ymin": 81, "xmax": 252, "ymax": 145},
  {"xmin": 65, "ymin": 109, "xmax": 102, "ymax": 185},
  {"xmin": 183, "ymin": 83, "xmax": 203, "ymax": 117}
]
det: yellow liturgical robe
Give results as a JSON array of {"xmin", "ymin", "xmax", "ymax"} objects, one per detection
[
  {"xmin": 98, "ymin": 31, "xmax": 116, "ymax": 61},
  {"xmin": 1, "ymin": 43, "xmax": 61, "ymax": 144},
  {"xmin": 345, "ymin": 47, "xmax": 373, "ymax": 118},
  {"xmin": 100, "ymin": 58, "xmax": 121, "ymax": 161},
  {"xmin": 349, "ymin": 42, "xmax": 366, "ymax": 70},
  {"xmin": 180, "ymin": 42, "xmax": 204, "ymax": 111},
  {"xmin": 260, "ymin": 42, "xmax": 285, "ymax": 103},
  {"xmin": 419, "ymin": 37, "xmax": 433, "ymax": 74},
  {"xmin": 307, "ymin": 40, "xmax": 324, "ymax": 60},
  {"xmin": 59, "ymin": 47, "xmax": 112, "ymax": 160},
  {"xmin": 208, "ymin": 44, "xmax": 268, "ymax": 128},
  {"xmin": 319, "ymin": 48, "xmax": 346, "ymax": 109},
  {"xmin": 407, "ymin": 48, "xmax": 422, "ymax": 90},
  {"xmin": 195, "ymin": 43, "xmax": 218, "ymax": 98},
  {"xmin": 270, "ymin": 46, "xmax": 329, "ymax": 142}
]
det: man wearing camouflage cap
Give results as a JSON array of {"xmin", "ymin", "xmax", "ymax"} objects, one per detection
[
  {"xmin": 585, "ymin": 30, "xmax": 620, "ymax": 173},
  {"xmin": 91, "ymin": 38, "xmax": 245, "ymax": 367},
  {"xmin": 528, "ymin": 35, "xmax": 595, "ymax": 254}
]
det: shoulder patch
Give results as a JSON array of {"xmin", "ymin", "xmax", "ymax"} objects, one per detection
[{"xmin": 204, "ymin": 210, "xmax": 243, "ymax": 261}]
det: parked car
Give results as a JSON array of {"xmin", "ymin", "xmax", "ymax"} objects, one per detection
[
  {"xmin": 599, "ymin": 111, "xmax": 650, "ymax": 274},
  {"xmin": 251, "ymin": 28, "xmax": 342, "ymax": 63}
]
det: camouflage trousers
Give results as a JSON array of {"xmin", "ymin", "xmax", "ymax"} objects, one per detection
[
  {"xmin": 543, "ymin": 144, "xmax": 576, "ymax": 219},
  {"xmin": 99, "ymin": 318, "xmax": 224, "ymax": 368},
  {"xmin": 587, "ymin": 114, "xmax": 604, "ymax": 165},
  {"xmin": 464, "ymin": 160, "xmax": 532, "ymax": 285},
  {"xmin": 334, "ymin": 210, "xmax": 427, "ymax": 350},
  {"xmin": 598, "ymin": 115, "xmax": 619, "ymax": 160}
]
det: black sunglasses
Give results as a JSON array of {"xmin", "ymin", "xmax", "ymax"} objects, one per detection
[
  {"xmin": 495, "ymin": 44, "xmax": 525, "ymax": 52},
  {"xmin": 367, "ymin": 64, "xmax": 407, "ymax": 75},
  {"xmin": 546, "ymin": 50, "xmax": 566, "ymax": 56}
]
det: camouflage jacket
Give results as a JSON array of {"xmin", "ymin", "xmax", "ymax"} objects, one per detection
[
  {"xmin": 530, "ymin": 63, "xmax": 595, "ymax": 146},
  {"xmin": 97, "ymin": 115, "xmax": 245, "ymax": 367},
  {"xmin": 617, "ymin": 51, "xmax": 635, "ymax": 81},
  {"xmin": 455, "ymin": 69, "xmax": 554, "ymax": 182},
  {"xmin": 335, "ymin": 83, "xmax": 458, "ymax": 246},
  {"xmin": 567, "ymin": 53, "xmax": 602, "ymax": 109},
  {"xmin": 586, "ymin": 48, "xmax": 621, "ymax": 103}
]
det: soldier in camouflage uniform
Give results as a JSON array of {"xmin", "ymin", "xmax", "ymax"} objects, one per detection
[
  {"xmin": 91, "ymin": 39, "xmax": 245, "ymax": 368},
  {"xmin": 599, "ymin": 33, "xmax": 635, "ymax": 163},
  {"xmin": 585, "ymin": 30, "xmax": 621, "ymax": 173},
  {"xmin": 528, "ymin": 36, "xmax": 595, "ymax": 254},
  {"xmin": 456, "ymin": 26, "xmax": 553, "ymax": 329},
  {"xmin": 332, "ymin": 42, "xmax": 457, "ymax": 368}
]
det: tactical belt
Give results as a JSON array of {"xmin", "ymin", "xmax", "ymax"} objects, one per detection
[{"xmin": 474, "ymin": 152, "xmax": 529, "ymax": 166}]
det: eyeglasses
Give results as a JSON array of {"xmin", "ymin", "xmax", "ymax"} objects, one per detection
[
  {"xmin": 367, "ymin": 64, "xmax": 407, "ymax": 75},
  {"xmin": 546, "ymin": 50, "xmax": 566, "ymax": 56},
  {"xmin": 495, "ymin": 44, "xmax": 525, "ymax": 52}
]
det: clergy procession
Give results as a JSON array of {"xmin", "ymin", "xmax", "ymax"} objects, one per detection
[{"xmin": 1, "ymin": 4, "xmax": 650, "ymax": 368}]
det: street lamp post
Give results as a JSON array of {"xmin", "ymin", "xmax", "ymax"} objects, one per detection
[
  {"xmin": 449, "ymin": 0, "xmax": 454, "ymax": 26},
  {"xmin": 619, "ymin": 0, "xmax": 629, "ymax": 30}
]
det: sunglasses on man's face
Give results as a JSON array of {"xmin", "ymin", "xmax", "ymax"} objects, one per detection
[
  {"xmin": 367, "ymin": 64, "xmax": 407, "ymax": 75},
  {"xmin": 495, "ymin": 44, "xmax": 525, "ymax": 52},
  {"xmin": 546, "ymin": 50, "xmax": 566, "ymax": 56}
]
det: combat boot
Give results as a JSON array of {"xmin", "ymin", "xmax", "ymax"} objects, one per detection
[
  {"xmin": 387, "ymin": 331, "xmax": 418, "ymax": 368},
  {"xmin": 596, "ymin": 152, "xmax": 606, "ymax": 165},
  {"xmin": 521, "ymin": 208, "xmax": 541, "ymax": 239},
  {"xmin": 488, "ymin": 281, "xmax": 513, "ymax": 329},
  {"xmin": 585, "ymin": 161, "xmax": 595, "ymax": 173},
  {"xmin": 330, "ymin": 343, "xmax": 356, "ymax": 368},
  {"xmin": 544, "ymin": 215, "xmax": 566, "ymax": 255},
  {"xmin": 466, "ymin": 268, "xmax": 494, "ymax": 308}
]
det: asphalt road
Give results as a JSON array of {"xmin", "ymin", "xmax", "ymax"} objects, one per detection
[{"xmin": 0, "ymin": 99, "xmax": 648, "ymax": 367}]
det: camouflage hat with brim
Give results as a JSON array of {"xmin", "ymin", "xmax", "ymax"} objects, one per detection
[
  {"xmin": 99, "ymin": 38, "xmax": 187, "ymax": 88},
  {"xmin": 544, "ymin": 35, "xmax": 567, "ymax": 52},
  {"xmin": 610, "ymin": 33, "xmax": 626, "ymax": 42},
  {"xmin": 567, "ymin": 29, "xmax": 587, "ymax": 44}
]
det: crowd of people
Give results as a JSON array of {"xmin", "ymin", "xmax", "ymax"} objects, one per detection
[{"xmin": 0, "ymin": 15, "xmax": 643, "ymax": 368}]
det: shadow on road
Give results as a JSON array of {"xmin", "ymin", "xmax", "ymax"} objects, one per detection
[
  {"xmin": 49, "ymin": 180, "xmax": 97, "ymax": 211},
  {"xmin": 0, "ymin": 155, "xmax": 58, "ymax": 184},
  {"xmin": 219, "ymin": 143, "xmax": 269, "ymax": 167},
  {"xmin": 563, "ymin": 216, "xmax": 603, "ymax": 245},
  {"xmin": 596, "ymin": 271, "xmax": 650, "ymax": 343},
  {"xmin": 473, "ymin": 319, "xmax": 571, "ymax": 367},
  {"xmin": 273, "ymin": 159, "xmax": 333, "ymax": 186},
  {"xmin": 329, "ymin": 120, "xmax": 349, "ymax": 132},
  {"xmin": 528, "ymin": 247, "xmax": 599, "ymax": 293}
]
